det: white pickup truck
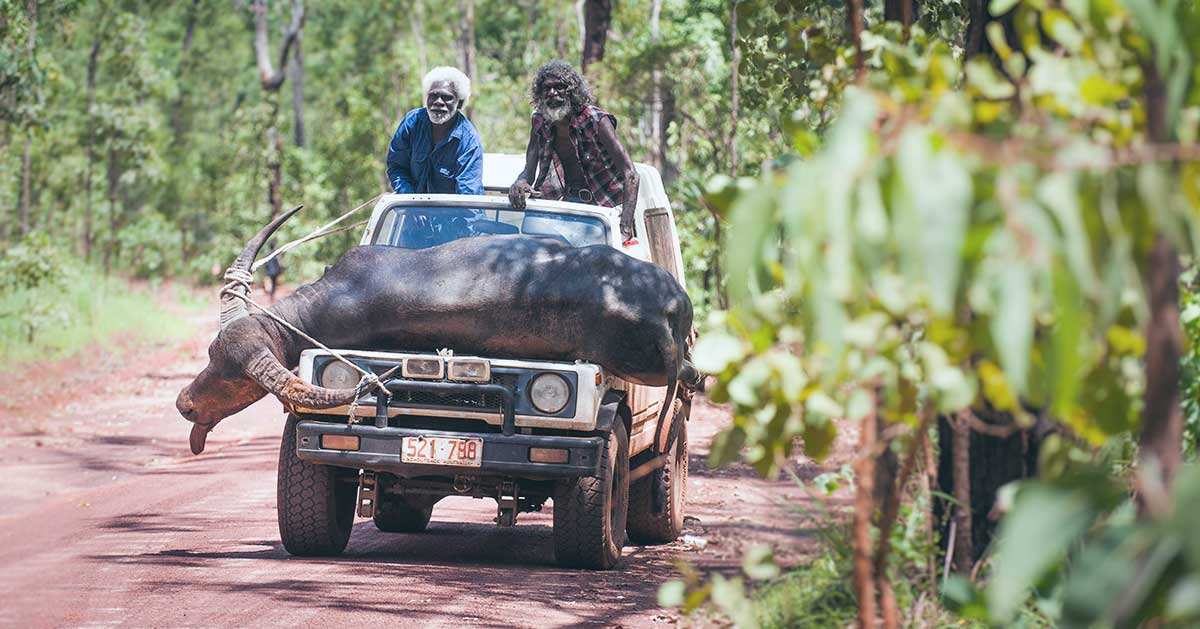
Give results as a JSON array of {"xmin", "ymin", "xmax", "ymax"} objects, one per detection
[{"xmin": 281, "ymin": 153, "xmax": 691, "ymax": 569}]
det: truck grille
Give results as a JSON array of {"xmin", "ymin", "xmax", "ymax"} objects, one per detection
[{"xmin": 371, "ymin": 368, "xmax": 520, "ymax": 413}]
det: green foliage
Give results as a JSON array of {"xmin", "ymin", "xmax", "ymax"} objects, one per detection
[
  {"xmin": 664, "ymin": 466, "xmax": 966, "ymax": 628},
  {"xmin": 0, "ymin": 244, "xmax": 196, "ymax": 365},
  {"xmin": 1181, "ymin": 267, "xmax": 1200, "ymax": 458},
  {"xmin": 684, "ymin": 0, "xmax": 1200, "ymax": 625},
  {"xmin": 698, "ymin": 0, "xmax": 1198, "ymax": 467},
  {"xmin": 944, "ymin": 464, "xmax": 1200, "ymax": 627}
]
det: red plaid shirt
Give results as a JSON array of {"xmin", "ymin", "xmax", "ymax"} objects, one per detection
[{"xmin": 532, "ymin": 105, "xmax": 626, "ymax": 208}]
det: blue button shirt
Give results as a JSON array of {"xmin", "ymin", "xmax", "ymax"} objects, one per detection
[{"xmin": 386, "ymin": 108, "xmax": 484, "ymax": 195}]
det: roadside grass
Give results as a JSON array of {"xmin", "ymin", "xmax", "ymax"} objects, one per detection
[
  {"xmin": 753, "ymin": 552, "xmax": 858, "ymax": 628},
  {"xmin": 0, "ymin": 268, "xmax": 200, "ymax": 367}
]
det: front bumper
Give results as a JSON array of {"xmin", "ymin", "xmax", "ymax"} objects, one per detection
[{"xmin": 295, "ymin": 420, "xmax": 604, "ymax": 479}]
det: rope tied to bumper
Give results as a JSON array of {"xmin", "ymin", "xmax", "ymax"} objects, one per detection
[{"xmin": 215, "ymin": 194, "xmax": 401, "ymax": 422}]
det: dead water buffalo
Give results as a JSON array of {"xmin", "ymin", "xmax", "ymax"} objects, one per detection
[{"xmin": 176, "ymin": 207, "xmax": 694, "ymax": 454}]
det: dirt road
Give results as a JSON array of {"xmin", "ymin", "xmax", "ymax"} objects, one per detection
[{"xmin": 0, "ymin": 308, "xmax": 831, "ymax": 627}]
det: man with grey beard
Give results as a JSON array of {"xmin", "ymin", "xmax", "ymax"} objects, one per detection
[
  {"xmin": 508, "ymin": 60, "xmax": 640, "ymax": 242},
  {"xmin": 386, "ymin": 66, "xmax": 483, "ymax": 194}
]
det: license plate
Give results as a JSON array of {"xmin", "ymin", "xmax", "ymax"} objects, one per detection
[{"xmin": 400, "ymin": 436, "xmax": 483, "ymax": 467}]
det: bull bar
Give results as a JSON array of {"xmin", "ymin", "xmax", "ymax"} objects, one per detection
[{"xmin": 294, "ymin": 377, "xmax": 605, "ymax": 478}]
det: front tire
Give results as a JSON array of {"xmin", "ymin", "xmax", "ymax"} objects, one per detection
[
  {"xmin": 553, "ymin": 421, "xmax": 629, "ymax": 569},
  {"xmin": 276, "ymin": 415, "xmax": 356, "ymax": 556},
  {"xmin": 627, "ymin": 408, "xmax": 688, "ymax": 544}
]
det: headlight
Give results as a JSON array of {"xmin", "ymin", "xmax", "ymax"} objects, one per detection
[
  {"xmin": 320, "ymin": 361, "xmax": 359, "ymax": 389},
  {"xmin": 403, "ymin": 357, "xmax": 444, "ymax": 379},
  {"xmin": 447, "ymin": 359, "xmax": 490, "ymax": 382},
  {"xmin": 529, "ymin": 373, "xmax": 570, "ymax": 414}
]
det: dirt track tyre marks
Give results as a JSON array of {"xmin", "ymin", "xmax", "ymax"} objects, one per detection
[
  {"xmin": 628, "ymin": 414, "xmax": 687, "ymax": 544},
  {"xmin": 276, "ymin": 414, "xmax": 356, "ymax": 556},
  {"xmin": 552, "ymin": 422, "xmax": 629, "ymax": 569}
]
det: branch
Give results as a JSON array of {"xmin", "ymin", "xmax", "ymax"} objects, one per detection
[{"xmin": 253, "ymin": 0, "xmax": 305, "ymax": 91}]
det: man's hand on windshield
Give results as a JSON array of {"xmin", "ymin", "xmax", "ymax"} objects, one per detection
[
  {"xmin": 508, "ymin": 180, "xmax": 533, "ymax": 209},
  {"xmin": 620, "ymin": 209, "xmax": 636, "ymax": 242}
]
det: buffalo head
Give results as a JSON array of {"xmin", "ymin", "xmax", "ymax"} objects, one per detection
[{"xmin": 175, "ymin": 207, "xmax": 361, "ymax": 455}]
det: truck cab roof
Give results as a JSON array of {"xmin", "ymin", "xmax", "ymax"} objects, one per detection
[{"xmin": 362, "ymin": 153, "xmax": 685, "ymax": 287}]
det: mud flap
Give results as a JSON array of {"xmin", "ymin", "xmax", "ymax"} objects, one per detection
[
  {"xmin": 593, "ymin": 396, "xmax": 623, "ymax": 434},
  {"xmin": 650, "ymin": 414, "xmax": 682, "ymax": 513}
]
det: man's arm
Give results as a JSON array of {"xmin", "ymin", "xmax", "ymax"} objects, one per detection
[
  {"xmin": 508, "ymin": 121, "xmax": 542, "ymax": 209},
  {"xmin": 595, "ymin": 117, "xmax": 639, "ymax": 241},
  {"xmin": 455, "ymin": 138, "xmax": 485, "ymax": 195},
  {"xmin": 386, "ymin": 117, "xmax": 416, "ymax": 193}
]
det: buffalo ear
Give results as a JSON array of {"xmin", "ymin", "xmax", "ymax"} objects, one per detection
[{"xmin": 190, "ymin": 423, "xmax": 211, "ymax": 455}]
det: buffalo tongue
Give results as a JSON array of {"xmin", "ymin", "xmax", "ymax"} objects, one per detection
[{"xmin": 190, "ymin": 422, "xmax": 212, "ymax": 455}]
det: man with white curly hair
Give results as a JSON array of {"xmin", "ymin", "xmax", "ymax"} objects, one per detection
[{"xmin": 386, "ymin": 66, "xmax": 484, "ymax": 194}]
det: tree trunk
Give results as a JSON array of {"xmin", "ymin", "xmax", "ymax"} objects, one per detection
[
  {"xmin": 409, "ymin": 0, "xmax": 428, "ymax": 73},
  {"xmin": 252, "ymin": 0, "xmax": 305, "ymax": 91},
  {"xmin": 648, "ymin": 0, "xmax": 664, "ymax": 172},
  {"xmin": 883, "ymin": 0, "xmax": 918, "ymax": 37},
  {"xmin": 84, "ymin": 32, "xmax": 102, "ymax": 260},
  {"xmin": 458, "ymin": 0, "xmax": 476, "ymax": 118},
  {"xmin": 171, "ymin": 0, "xmax": 200, "ymax": 145},
  {"xmin": 964, "ymin": 0, "xmax": 1020, "ymax": 61},
  {"xmin": 873, "ymin": 410, "xmax": 932, "ymax": 629},
  {"xmin": 950, "ymin": 414, "xmax": 973, "ymax": 574},
  {"xmin": 290, "ymin": 31, "xmax": 305, "ymax": 147},
  {"xmin": 19, "ymin": 136, "xmax": 33, "ymax": 237},
  {"xmin": 251, "ymin": 0, "xmax": 304, "ymax": 219},
  {"xmin": 104, "ymin": 147, "xmax": 119, "ymax": 274},
  {"xmin": 728, "ymin": 0, "xmax": 740, "ymax": 176},
  {"xmin": 581, "ymin": 0, "xmax": 611, "ymax": 76},
  {"xmin": 847, "ymin": 0, "xmax": 865, "ymax": 78},
  {"xmin": 17, "ymin": 0, "xmax": 37, "ymax": 238},
  {"xmin": 267, "ymin": 125, "xmax": 283, "ymax": 219},
  {"xmin": 1136, "ymin": 42, "xmax": 1184, "ymax": 513},
  {"xmin": 852, "ymin": 399, "xmax": 878, "ymax": 628}
]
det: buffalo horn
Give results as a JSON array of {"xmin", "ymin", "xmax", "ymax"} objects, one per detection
[
  {"xmin": 219, "ymin": 205, "xmax": 305, "ymax": 329},
  {"xmin": 243, "ymin": 348, "xmax": 361, "ymax": 409}
]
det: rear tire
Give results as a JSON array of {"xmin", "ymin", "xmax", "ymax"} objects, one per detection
[
  {"xmin": 553, "ymin": 422, "xmax": 629, "ymax": 569},
  {"xmin": 373, "ymin": 496, "xmax": 434, "ymax": 533},
  {"xmin": 627, "ymin": 410, "xmax": 688, "ymax": 544},
  {"xmin": 276, "ymin": 415, "xmax": 356, "ymax": 556}
]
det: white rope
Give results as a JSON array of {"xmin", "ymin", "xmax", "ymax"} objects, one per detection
[
  {"xmin": 221, "ymin": 273, "xmax": 399, "ymax": 401},
  {"xmin": 218, "ymin": 192, "xmax": 390, "ymax": 401},
  {"xmin": 252, "ymin": 194, "xmax": 382, "ymax": 273}
]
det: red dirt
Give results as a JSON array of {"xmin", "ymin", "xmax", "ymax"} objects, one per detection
[{"xmin": 0, "ymin": 291, "xmax": 848, "ymax": 627}]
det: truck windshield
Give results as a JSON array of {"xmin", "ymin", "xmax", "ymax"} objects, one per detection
[{"xmin": 373, "ymin": 205, "xmax": 609, "ymax": 249}]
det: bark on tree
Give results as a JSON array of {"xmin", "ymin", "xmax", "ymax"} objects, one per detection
[
  {"xmin": 104, "ymin": 147, "xmax": 119, "ymax": 274},
  {"xmin": 852, "ymin": 398, "xmax": 878, "ymax": 629},
  {"xmin": 847, "ymin": 0, "xmax": 865, "ymax": 78},
  {"xmin": 83, "ymin": 32, "xmax": 102, "ymax": 261},
  {"xmin": 883, "ymin": 0, "xmax": 918, "ymax": 36},
  {"xmin": 20, "ymin": 136, "xmax": 33, "ymax": 235},
  {"xmin": 252, "ymin": 0, "xmax": 305, "ymax": 91},
  {"xmin": 1138, "ymin": 56, "xmax": 1184, "ymax": 508},
  {"xmin": 951, "ymin": 413, "xmax": 974, "ymax": 574},
  {"xmin": 17, "ymin": 0, "xmax": 37, "ymax": 237},
  {"xmin": 648, "ymin": 0, "xmax": 665, "ymax": 172},
  {"xmin": 872, "ymin": 410, "xmax": 933, "ymax": 629},
  {"xmin": 267, "ymin": 127, "xmax": 283, "ymax": 218},
  {"xmin": 410, "ymin": 1, "xmax": 428, "ymax": 73},
  {"xmin": 964, "ymin": 0, "xmax": 1020, "ymax": 61},
  {"xmin": 728, "ymin": 0, "xmax": 740, "ymax": 176},
  {"xmin": 289, "ymin": 31, "xmax": 305, "ymax": 147},
  {"xmin": 458, "ymin": 0, "xmax": 476, "ymax": 118},
  {"xmin": 170, "ymin": 0, "xmax": 200, "ymax": 145},
  {"xmin": 251, "ymin": 0, "xmax": 305, "ymax": 219},
  {"xmin": 581, "ymin": 0, "xmax": 611, "ymax": 76}
]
